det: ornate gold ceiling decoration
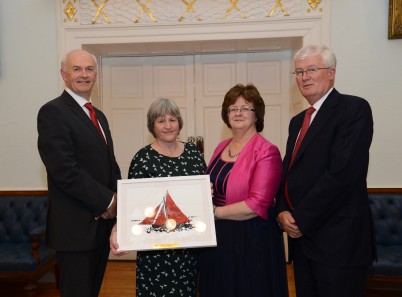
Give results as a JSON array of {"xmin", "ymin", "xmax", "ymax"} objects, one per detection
[
  {"xmin": 308, "ymin": 0, "xmax": 322, "ymax": 10},
  {"xmin": 92, "ymin": 0, "xmax": 111, "ymax": 24},
  {"xmin": 223, "ymin": 0, "xmax": 247, "ymax": 20},
  {"xmin": 63, "ymin": 2, "xmax": 77, "ymax": 21},
  {"xmin": 61, "ymin": 0, "xmax": 327, "ymax": 26},
  {"xmin": 268, "ymin": 0, "xmax": 289, "ymax": 17},
  {"xmin": 135, "ymin": 0, "xmax": 157, "ymax": 23},
  {"xmin": 179, "ymin": 0, "xmax": 201, "ymax": 22}
]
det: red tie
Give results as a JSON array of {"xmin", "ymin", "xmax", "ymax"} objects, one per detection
[
  {"xmin": 284, "ymin": 106, "xmax": 315, "ymax": 209},
  {"xmin": 289, "ymin": 106, "xmax": 315, "ymax": 167},
  {"xmin": 84, "ymin": 103, "xmax": 107, "ymax": 144}
]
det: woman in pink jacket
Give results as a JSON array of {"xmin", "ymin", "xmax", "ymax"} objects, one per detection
[{"xmin": 199, "ymin": 83, "xmax": 288, "ymax": 297}]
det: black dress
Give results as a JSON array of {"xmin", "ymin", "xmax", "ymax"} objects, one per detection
[
  {"xmin": 199, "ymin": 155, "xmax": 289, "ymax": 297},
  {"xmin": 128, "ymin": 142, "xmax": 206, "ymax": 297}
]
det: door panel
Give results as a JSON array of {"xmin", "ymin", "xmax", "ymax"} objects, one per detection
[{"xmin": 102, "ymin": 56, "xmax": 195, "ymax": 178}]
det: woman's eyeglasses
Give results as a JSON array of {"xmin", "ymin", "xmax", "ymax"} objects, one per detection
[{"xmin": 227, "ymin": 107, "xmax": 255, "ymax": 114}]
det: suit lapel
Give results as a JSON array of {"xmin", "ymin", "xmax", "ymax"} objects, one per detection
[
  {"xmin": 63, "ymin": 92, "xmax": 108, "ymax": 149},
  {"xmin": 96, "ymin": 112, "xmax": 111, "ymax": 144},
  {"xmin": 290, "ymin": 89, "xmax": 340, "ymax": 167},
  {"xmin": 284, "ymin": 115, "xmax": 303, "ymax": 171}
]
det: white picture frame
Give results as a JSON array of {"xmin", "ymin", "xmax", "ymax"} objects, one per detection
[{"xmin": 117, "ymin": 175, "xmax": 217, "ymax": 251}]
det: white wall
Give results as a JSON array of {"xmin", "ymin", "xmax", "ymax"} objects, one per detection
[
  {"xmin": 331, "ymin": 1, "xmax": 402, "ymax": 187},
  {"xmin": 0, "ymin": 1, "xmax": 58, "ymax": 189},
  {"xmin": 0, "ymin": 1, "xmax": 401, "ymax": 189}
]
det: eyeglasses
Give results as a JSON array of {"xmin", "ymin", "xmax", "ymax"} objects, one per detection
[
  {"xmin": 227, "ymin": 107, "xmax": 255, "ymax": 114},
  {"xmin": 292, "ymin": 67, "xmax": 330, "ymax": 77}
]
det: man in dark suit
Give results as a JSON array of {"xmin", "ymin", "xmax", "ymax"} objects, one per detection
[
  {"xmin": 277, "ymin": 45, "xmax": 375, "ymax": 297},
  {"xmin": 37, "ymin": 49, "xmax": 121, "ymax": 297}
]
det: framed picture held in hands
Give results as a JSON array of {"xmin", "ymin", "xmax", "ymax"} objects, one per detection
[{"xmin": 117, "ymin": 175, "xmax": 217, "ymax": 251}]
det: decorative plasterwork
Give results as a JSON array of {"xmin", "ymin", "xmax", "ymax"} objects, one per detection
[
  {"xmin": 92, "ymin": 0, "xmax": 111, "ymax": 24},
  {"xmin": 308, "ymin": 0, "xmax": 322, "ymax": 10},
  {"xmin": 61, "ymin": 0, "xmax": 325, "ymax": 25},
  {"xmin": 135, "ymin": 0, "xmax": 157, "ymax": 23},
  {"xmin": 179, "ymin": 0, "xmax": 202, "ymax": 22},
  {"xmin": 63, "ymin": 1, "xmax": 78, "ymax": 21},
  {"xmin": 268, "ymin": 0, "xmax": 290, "ymax": 17}
]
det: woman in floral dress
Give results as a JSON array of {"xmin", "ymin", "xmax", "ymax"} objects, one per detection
[{"xmin": 110, "ymin": 98, "xmax": 205, "ymax": 297}]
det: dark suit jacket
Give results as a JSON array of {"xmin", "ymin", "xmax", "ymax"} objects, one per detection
[
  {"xmin": 277, "ymin": 88, "xmax": 376, "ymax": 267},
  {"xmin": 38, "ymin": 91, "xmax": 121, "ymax": 251}
]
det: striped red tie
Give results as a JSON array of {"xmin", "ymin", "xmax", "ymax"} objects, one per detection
[
  {"xmin": 84, "ymin": 103, "xmax": 107, "ymax": 144},
  {"xmin": 284, "ymin": 106, "xmax": 315, "ymax": 209}
]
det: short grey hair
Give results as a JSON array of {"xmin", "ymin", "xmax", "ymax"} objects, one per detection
[
  {"xmin": 294, "ymin": 44, "xmax": 337, "ymax": 68},
  {"xmin": 147, "ymin": 98, "xmax": 183, "ymax": 138}
]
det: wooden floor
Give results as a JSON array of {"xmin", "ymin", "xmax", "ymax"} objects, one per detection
[{"xmin": 1, "ymin": 260, "xmax": 401, "ymax": 296}]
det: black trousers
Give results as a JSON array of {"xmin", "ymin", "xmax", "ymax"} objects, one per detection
[
  {"xmin": 56, "ymin": 242, "xmax": 110, "ymax": 297},
  {"xmin": 292, "ymin": 239, "xmax": 368, "ymax": 297}
]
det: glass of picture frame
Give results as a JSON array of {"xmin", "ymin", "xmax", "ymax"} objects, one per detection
[{"xmin": 117, "ymin": 175, "xmax": 217, "ymax": 251}]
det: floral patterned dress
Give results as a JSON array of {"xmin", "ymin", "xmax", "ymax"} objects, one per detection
[{"xmin": 128, "ymin": 142, "xmax": 206, "ymax": 297}]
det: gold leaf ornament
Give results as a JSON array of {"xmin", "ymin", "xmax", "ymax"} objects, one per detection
[
  {"xmin": 64, "ymin": 2, "xmax": 77, "ymax": 21},
  {"xmin": 223, "ymin": 0, "xmax": 247, "ymax": 20},
  {"xmin": 308, "ymin": 0, "xmax": 322, "ymax": 10},
  {"xmin": 267, "ymin": 0, "xmax": 289, "ymax": 17},
  {"xmin": 92, "ymin": 0, "xmax": 111, "ymax": 24}
]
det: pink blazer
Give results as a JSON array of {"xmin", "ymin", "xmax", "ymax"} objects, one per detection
[{"xmin": 208, "ymin": 133, "xmax": 282, "ymax": 220}]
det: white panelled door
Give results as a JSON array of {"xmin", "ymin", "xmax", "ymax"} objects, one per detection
[
  {"xmin": 102, "ymin": 55, "xmax": 195, "ymax": 178},
  {"xmin": 101, "ymin": 51, "xmax": 290, "ymax": 177}
]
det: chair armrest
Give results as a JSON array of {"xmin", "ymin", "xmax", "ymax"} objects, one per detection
[
  {"xmin": 29, "ymin": 225, "xmax": 46, "ymax": 238},
  {"xmin": 29, "ymin": 226, "xmax": 46, "ymax": 263}
]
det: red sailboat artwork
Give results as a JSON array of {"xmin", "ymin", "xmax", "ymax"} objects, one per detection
[{"xmin": 139, "ymin": 191, "xmax": 192, "ymax": 232}]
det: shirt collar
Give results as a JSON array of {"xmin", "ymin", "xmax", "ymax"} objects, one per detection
[
  {"xmin": 65, "ymin": 88, "xmax": 92, "ymax": 108},
  {"xmin": 312, "ymin": 87, "xmax": 333, "ymax": 111}
]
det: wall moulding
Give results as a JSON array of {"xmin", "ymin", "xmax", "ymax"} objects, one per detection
[
  {"xmin": 59, "ymin": 17, "xmax": 329, "ymax": 55},
  {"xmin": 60, "ymin": 0, "xmax": 327, "ymax": 26}
]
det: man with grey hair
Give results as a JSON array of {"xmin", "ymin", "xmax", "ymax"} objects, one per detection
[
  {"xmin": 277, "ymin": 44, "xmax": 375, "ymax": 297},
  {"xmin": 38, "ymin": 49, "xmax": 121, "ymax": 297}
]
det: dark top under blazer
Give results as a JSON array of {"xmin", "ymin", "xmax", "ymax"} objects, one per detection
[
  {"xmin": 38, "ymin": 91, "xmax": 121, "ymax": 251},
  {"xmin": 277, "ymin": 88, "xmax": 376, "ymax": 267}
]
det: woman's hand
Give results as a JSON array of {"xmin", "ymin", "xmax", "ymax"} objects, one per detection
[{"xmin": 109, "ymin": 223, "xmax": 129, "ymax": 256}]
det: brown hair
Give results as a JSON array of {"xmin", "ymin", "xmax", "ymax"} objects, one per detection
[{"xmin": 221, "ymin": 83, "xmax": 265, "ymax": 132}]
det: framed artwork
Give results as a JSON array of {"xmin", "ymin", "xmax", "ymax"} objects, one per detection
[
  {"xmin": 117, "ymin": 175, "xmax": 217, "ymax": 251},
  {"xmin": 389, "ymin": 0, "xmax": 402, "ymax": 39}
]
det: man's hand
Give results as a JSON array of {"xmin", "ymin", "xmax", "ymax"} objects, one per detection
[
  {"xmin": 278, "ymin": 211, "xmax": 303, "ymax": 238},
  {"xmin": 109, "ymin": 223, "xmax": 129, "ymax": 256},
  {"xmin": 101, "ymin": 193, "xmax": 117, "ymax": 220}
]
